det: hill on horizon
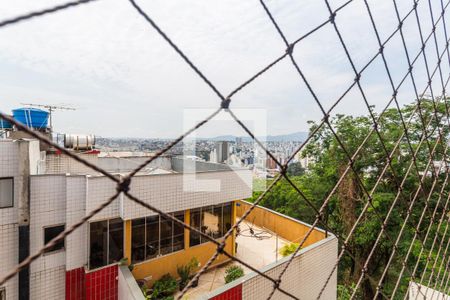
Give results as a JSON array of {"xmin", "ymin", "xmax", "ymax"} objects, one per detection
[{"xmin": 203, "ymin": 131, "xmax": 308, "ymax": 142}]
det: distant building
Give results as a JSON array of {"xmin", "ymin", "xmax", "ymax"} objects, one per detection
[
  {"xmin": 215, "ymin": 141, "xmax": 229, "ymax": 163},
  {"xmin": 266, "ymin": 156, "xmax": 278, "ymax": 170},
  {"xmin": 235, "ymin": 137, "xmax": 243, "ymax": 147}
]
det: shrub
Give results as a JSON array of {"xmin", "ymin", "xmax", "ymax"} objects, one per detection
[
  {"xmin": 279, "ymin": 243, "xmax": 300, "ymax": 257},
  {"xmin": 177, "ymin": 257, "xmax": 200, "ymax": 290},
  {"xmin": 151, "ymin": 274, "xmax": 178, "ymax": 299},
  {"xmin": 224, "ymin": 265, "xmax": 244, "ymax": 283}
]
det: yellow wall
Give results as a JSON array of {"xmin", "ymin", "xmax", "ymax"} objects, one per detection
[
  {"xmin": 235, "ymin": 200, "xmax": 326, "ymax": 247},
  {"xmin": 128, "ymin": 204, "xmax": 236, "ymax": 285},
  {"xmin": 132, "ymin": 236, "xmax": 234, "ymax": 284},
  {"xmin": 124, "ymin": 220, "xmax": 132, "ymax": 265}
]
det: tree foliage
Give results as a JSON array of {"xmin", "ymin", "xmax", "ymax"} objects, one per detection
[{"xmin": 250, "ymin": 98, "xmax": 450, "ymax": 298}]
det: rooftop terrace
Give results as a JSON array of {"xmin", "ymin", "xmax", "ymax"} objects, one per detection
[
  {"xmin": 177, "ymin": 219, "xmax": 290, "ymax": 299},
  {"xmin": 171, "ymin": 200, "xmax": 337, "ymax": 300}
]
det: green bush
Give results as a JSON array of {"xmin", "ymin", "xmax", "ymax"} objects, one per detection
[
  {"xmin": 150, "ymin": 274, "xmax": 178, "ymax": 299},
  {"xmin": 279, "ymin": 243, "xmax": 300, "ymax": 257},
  {"xmin": 224, "ymin": 265, "xmax": 244, "ymax": 283},
  {"xmin": 177, "ymin": 257, "xmax": 200, "ymax": 290}
]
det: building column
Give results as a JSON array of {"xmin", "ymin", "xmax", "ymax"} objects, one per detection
[
  {"xmin": 124, "ymin": 220, "xmax": 132, "ymax": 265},
  {"xmin": 184, "ymin": 210, "xmax": 190, "ymax": 250},
  {"xmin": 232, "ymin": 201, "xmax": 237, "ymax": 256}
]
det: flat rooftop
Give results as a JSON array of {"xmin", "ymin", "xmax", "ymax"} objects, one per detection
[{"xmin": 176, "ymin": 220, "xmax": 289, "ymax": 299}]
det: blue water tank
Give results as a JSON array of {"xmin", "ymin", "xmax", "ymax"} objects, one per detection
[
  {"xmin": 0, "ymin": 116, "xmax": 12, "ymax": 129},
  {"xmin": 12, "ymin": 108, "xmax": 49, "ymax": 129}
]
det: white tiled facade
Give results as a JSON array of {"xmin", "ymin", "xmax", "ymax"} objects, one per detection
[
  {"xmin": 29, "ymin": 175, "xmax": 66, "ymax": 300},
  {"xmin": 123, "ymin": 170, "xmax": 252, "ymax": 219},
  {"xmin": 26, "ymin": 170, "xmax": 251, "ymax": 299},
  {"xmin": 2, "ymin": 136, "xmax": 338, "ymax": 300},
  {"xmin": 0, "ymin": 224, "xmax": 18, "ymax": 300},
  {"xmin": 0, "ymin": 138, "xmax": 253, "ymax": 299},
  {"xmin": 65, "ymin": 176, "xmax": 87, "ymax": 270},
  {"xmin": 0, "ymin": 139, "xmax": 40, "ymax": 300},
  {"xmin": 206, "ymin": 235, "xmax": 338, "ymax": 300},
  {"xmin": 241, "ymin": 236, "xmax": 338, "ymax": 299},
  {"xmin": 0, "ymin": 141, "xmax": 19, "ymax": 300}
]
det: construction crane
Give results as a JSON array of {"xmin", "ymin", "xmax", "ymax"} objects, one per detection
[{"xmin": 20, "ymin": 103, "xmax": 76, "ymax": 132}]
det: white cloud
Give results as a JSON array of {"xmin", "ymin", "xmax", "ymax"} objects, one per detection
[{"xmin": 0, "ymin": 0, "xmax": 446, "ymax": 138}]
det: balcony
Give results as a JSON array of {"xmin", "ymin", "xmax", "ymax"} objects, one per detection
[{"xmin": 176, "ymin": 200, "xmax": 337, "ymax": 300}]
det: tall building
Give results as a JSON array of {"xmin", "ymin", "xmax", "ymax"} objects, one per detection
[{"xmin": 214, "ymin": 141, "xmax": 229, "ymax": 163}]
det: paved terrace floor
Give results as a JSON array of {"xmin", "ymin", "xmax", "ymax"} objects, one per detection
[{"xmin": 176, "ymin": 219, "xmax": 289, "ymax": 299}]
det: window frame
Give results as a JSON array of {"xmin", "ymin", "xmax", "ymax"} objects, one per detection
[
  {"xmin": 131, "ymin": 211, "xmax": 185, "ymax": 264},
  {"xmin": 43, "ymin": 224, "xmax": 65, "ymax": 254},
  {"xmin": 189, "ymin": 203, "xmax": 233, "ymax": 247},
  {"xmin": 0, "ymin": 177, "xmax": 14, "ymax": 209},
  {"xmin": 88, "ymin": 218, "xmax": 124, "ymax": 270}
]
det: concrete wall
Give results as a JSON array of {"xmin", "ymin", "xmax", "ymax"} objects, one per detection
[
  {"xmin": 118, "ymin": 265, "xmax": 145, "ymax": 300},
  {"xmin": 409, "ymin": 282, "xmax": 450, "ymax": 299},
  {"xmin": 171, "ymin": 157, "xmax": 234, "ymax": 173},
  {"xmin": 65, "ymin": 176, "xmax": 88, "ymax": 270},
  {"xmin": 45, "ymin": 153, "xmax": 171, "ymax": 175},
  {"xmin": 0, "ymin": 224, "xmax": 18, "ymax": 300},
  {"xmin": 45, "ymin": 153, "xmax": 99, "ymax": 175},
  {"xmin": 97, "ymin": 156, "xmax": 171, "ymax": 173},
  {"xmin": 0, "ymin": 139, "xmax": 40, "ymax": 300},
  {"xmin": 86, "ymin": 176, "xmax": 121, "ymax": 222},
  {"xmin": 206, "ymin": 235, "xmax": 338, "ymax": 300},
  {"xmin": 123, "ymin": 169, "xmax": 252, "ymax": 220},
  {"xmin": 236, "ymin": 200, "xmax": 326, "ymax": 247},
  {"xmin": 29, "ymin": 175, "xmax": 67, "ymax": 300}
]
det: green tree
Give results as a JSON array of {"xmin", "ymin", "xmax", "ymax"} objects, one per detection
[
  {"xmin": 252, "ymin": 98, "xmax": 450, "ymax": 298},
  {"xmin": 287, "ymin": 162, "xmax": 305, "ymax": 176}
]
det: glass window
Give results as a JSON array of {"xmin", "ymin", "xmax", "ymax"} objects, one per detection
[
  {"xmin": 131, "ymin": 212, "xmax": 186, "ymax": 263},
  {"xmin": 108, "ymin": 218, "xmax": 124, "ymax": 264},
  {"xmin": 131, "ymin": 218, "xmax": 145, "ymax": 263},
  {"xmin": 0, "ymin": 178, "xmax": 13, "ymax": 208},
  {"xmin": 223, "ymin": 203, "xmax": 232, "ymax": 235},
  {"xmin": 89, "ymin": 218, "xmax": 124, "ymax": 269},
  {"xmin": 189, "ymin": 203, "xmax": 233, "ymax": 246},
  {"xmin": 160, "ymin": 216, "xmax": 173, "ymax": 255},
  {"xmin": 211, "ymin": 206, "xmax": 222, "ymax": 238},
  {"xmin": 146, "ymin": 215, "xmax": 159, "ymax": 260},
  {"xmin": 173, "ymin": 212, "xmax": 185, "ymax": 252},
  {"xmin": 89, "ymin": 220, "xmax": 108, "ymax": 269},
  {"xmin": 190, "ymin": 208, "xmax": 202, "ymax": 247},
  {"xmin": 44, "ymin": 225, "xmax": 65, "ymax": 253},
  {"xmin": 0, "ymin": 287, "xmax": 5, "ymax": 300}
]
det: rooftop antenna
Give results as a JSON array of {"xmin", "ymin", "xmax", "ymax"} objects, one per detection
[{"xmin": 20, "ymin": 103, "xmax": 76, "ymax": 133}]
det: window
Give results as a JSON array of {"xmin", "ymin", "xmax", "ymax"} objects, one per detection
[
  {"xmin": 131, "ymin": 218, "xmax": 145, "ymax": 263},
  {"xmin": 189, "ymin": 208, "xmax": 202, "ymax": 247},
  {"xmin": 146, "ymin": 216, "xmax": 159, "ymax": 260},
  {"xmin": 108, "ymin": 218, "xmax": 124, "ymax": 264},
  {"xmin": 223, "ymin": 203, "xmax": 232, "ymax": 234},
  {"xmin": 189, "ymin": 203, "xmax": 233, "ymax": 246},
  {"xmin": 0, "ymin": 287, "xmax": 5, "ymax": 300},
  {"xmin": 131, "ymin": 212, "xmax": 185, "ymax": 263},
  {"xmin": 44, "ymin": 225, "xmax": 65, "ymax": 253},
  {"xmin": 0, "ymin": 178, "xmax": 13, "ymax": 208},
  {"xmin": 173, "ymin": 212, "xmax": 185, "ymax": 252},
  {"xmin": 89, "ymin": 218, "xmax": 123, "ymax": 269}
]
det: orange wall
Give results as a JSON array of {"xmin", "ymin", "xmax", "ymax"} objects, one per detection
[{"xmin": 235, "ymin": 200, "xmax": 325, "ymax": 247}]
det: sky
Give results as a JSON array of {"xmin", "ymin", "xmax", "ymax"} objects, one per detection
[{"xmin": 0, "ymin": 0, "xmax": 448, "ymax": 138}]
